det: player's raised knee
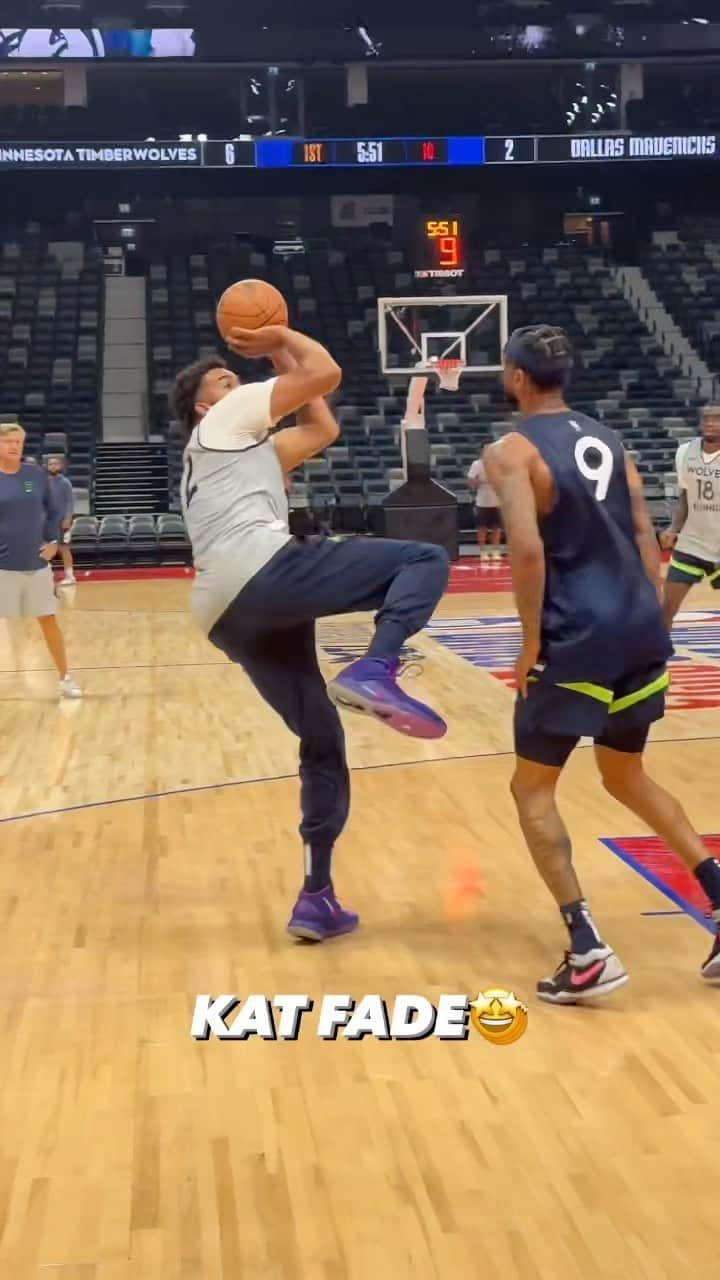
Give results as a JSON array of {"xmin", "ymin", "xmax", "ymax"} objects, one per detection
[{"xmin": 419, "ymin": 542, "xmax": 450, "ymax": 581}]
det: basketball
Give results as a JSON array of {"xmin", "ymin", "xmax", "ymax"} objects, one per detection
[{"xmin": 215, "ymin": 279, "xmax": 288, "ymax": 339}]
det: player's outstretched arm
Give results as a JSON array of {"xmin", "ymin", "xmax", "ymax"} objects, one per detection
[
  {"xmin": 625, "ymin": 453, "xmax": 663, "ymax": 599},
  {"xmin": 225, "ymin": 326, "xmax": 341, "ymax": 421},
  {"xmin": 485, "ymin": 434, "xmax": 545, "ymax": 694}
]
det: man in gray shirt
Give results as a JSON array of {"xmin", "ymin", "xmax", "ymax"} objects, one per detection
[
  {"xmin": 0, "ymin": 424, "xmax": 82, "ymax": 697},
  {"xmin": 172, "ymin": 323, "xmax": 449, "ymax": 944},
  {"xmin": 47, "ymin": 455, "xmax": 76, "ymax": 586}
]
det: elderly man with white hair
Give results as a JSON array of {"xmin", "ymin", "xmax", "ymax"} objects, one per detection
[{"xmin": 0, "ymin": 424, "xmax": 81, "ymax": 698}]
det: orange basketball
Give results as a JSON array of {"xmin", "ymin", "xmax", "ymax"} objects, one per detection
[{"xmin": 216, "ymin": 279, "xmax": 288, "ymax": 339}]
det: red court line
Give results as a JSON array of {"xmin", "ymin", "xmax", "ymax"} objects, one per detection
[
  {"xmin": 56, "ymin": 566, "xmax": 194, "ymax": 582},
  {"xmin": 602, "ymin": 834, "xmax": 715, "ymax": 933},
  {"xmin": 56, "ymin": 558, "xmax": 512, "ymax": 591}
]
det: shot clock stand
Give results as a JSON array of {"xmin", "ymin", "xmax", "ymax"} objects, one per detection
[{"xmin": 376, "ymin": 295, "xmax": 508, "ymax": 561}]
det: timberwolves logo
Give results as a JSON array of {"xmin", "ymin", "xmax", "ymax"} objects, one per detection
[
  {"xmin": 0, "ymin": 28, "xmax": 196, "ymax": 58},
  {"xmin": 0, "ymin": 29, "xmax": 105, "ymax": 58}
]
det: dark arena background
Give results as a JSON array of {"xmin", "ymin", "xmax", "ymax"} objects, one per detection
[{"xmin": 0, "ymin": 2, "xmax": 718, "ymax": 1276}]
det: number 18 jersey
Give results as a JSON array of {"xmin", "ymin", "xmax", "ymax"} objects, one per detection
[
  {"xmin": 515, "ymin": 410, "xmax": 671, "ymax": 682},
  {"xmin": 675, "ymin": 437, "xmax": 720, "ymax": 563}
]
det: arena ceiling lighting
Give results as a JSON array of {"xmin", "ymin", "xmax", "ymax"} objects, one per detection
[{"xmin": 40, "ymin": 0, "xmax": 84, "ymax": 11}]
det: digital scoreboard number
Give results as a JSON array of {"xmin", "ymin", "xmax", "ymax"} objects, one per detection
[
  {"xmin": 293, "ymin": 138, "xmax": 449, "ymax": 166},
  {"xmin": 415, "ymin": 217, "xmax": 465, "ymax": 280},
  {"xmin": 484, "ymin": 136, "xmax": 537, "ymax": 164}
]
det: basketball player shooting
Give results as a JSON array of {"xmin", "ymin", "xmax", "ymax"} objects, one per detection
[
  {"xmin": 484, "ymin": 325, "xmax": 720, "ymax": 1003},
  {"xmin": 171, "ymin": 315, "xmax": 449, "ymax": 944},
  {"xmin": 660, "ymin": 404, "xmax": 720, "ymax": 629}
]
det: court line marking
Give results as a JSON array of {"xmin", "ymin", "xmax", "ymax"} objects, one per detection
[
  {"xmin": 1, "ymin": 733, "xmax": 719, "ymax": 828},
  {"xmin": 641, "ymin": 910, "xmax": 687, "ymax": 917},
  {"xmin": 57, "ymin": 608, "xmax": 188, "ymax": 615},
  {"xmin": 0, "ymin": 661, "xmax": 225, "ymax": 675},
  {"xmin": 601, "ymin": 837, "xmax": 715, "ymax": 935}
]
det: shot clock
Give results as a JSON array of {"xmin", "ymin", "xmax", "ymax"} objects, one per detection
[{"xmin": 414, "ymin": 216, "xmax": 465, "ymax": 279}]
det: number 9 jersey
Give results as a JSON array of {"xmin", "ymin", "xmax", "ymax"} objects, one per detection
[
  {"xmin": 516, "ymin": 411, "xmax": 671, "ymax": 684},
  {"xmin": 675, "ymin": 437, "xmax": 720, "ymax": 563}
]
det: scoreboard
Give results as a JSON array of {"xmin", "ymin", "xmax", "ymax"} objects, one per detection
[
  {"xmin": 289, "ymin": 138, "xmax": 453, "ymax": 167},
  {"xmin": 0, "ymin": 132, "xmax": 717, "ymax": 169}
]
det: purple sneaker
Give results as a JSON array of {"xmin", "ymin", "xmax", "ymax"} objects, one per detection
[
  {"xmin": 327, "ymin": 657, "xmax": 447, "ymax": 740},
  {"xmin": 287, "ymin": 887, "xmax": 360, "ymax": 942}
]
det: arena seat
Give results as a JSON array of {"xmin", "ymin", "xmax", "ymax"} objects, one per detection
[
  {"xmin": 641, "ymin": 228, "xmax": 720, "ymax": 378},
  {"xmin": 0, "ymin": 226, "xmax": 102, "ymax": 491},
  {"xmin": 156, "ymin": 513, "xmax": 191, "ymax": 562}
]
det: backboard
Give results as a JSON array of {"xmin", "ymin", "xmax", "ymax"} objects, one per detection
[{"xmin": 377, "ymin": 294, "xmax": 509, "ymax": 380}]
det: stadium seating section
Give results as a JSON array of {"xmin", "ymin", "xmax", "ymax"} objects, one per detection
[
  {"xmin": 0, "ymin": 226, "xmax": 102, "ymax": 489},
  {"xmin": 2, "ymin": 216, "xmax": 717, "ymax": 553},
  {"xmin": 641, "ymin": 227, "xmax": 720, "ymax": 379},
  {"xmin": 69, "ymin": 513, "xmax": 190, "ymax": 567},
  {"xmin": 148, "ymin": 237, "xmax": 704, "ymax": 535}
]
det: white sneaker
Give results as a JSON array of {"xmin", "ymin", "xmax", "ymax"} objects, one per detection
[
  {"xmin": 59, "ymin": 575, "xmax": 76, "ymax": 586},
  {"xmin": 59, "ymin": 675, "xmax": 83, "ymax": 699}
]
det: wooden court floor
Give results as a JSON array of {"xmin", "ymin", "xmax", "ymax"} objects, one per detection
[{"xmin": 0, "ymin": 575, "xmax": 718, "ymax": 1280}]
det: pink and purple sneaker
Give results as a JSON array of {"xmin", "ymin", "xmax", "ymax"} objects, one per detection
[{"xmin": 326, "ymin": 657, "xmax": 447, "ymax": 740}]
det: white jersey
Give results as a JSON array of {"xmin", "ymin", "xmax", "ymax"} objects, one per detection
[
  {"xmin": 468, "ymin": 458, "xmax": 498, "ymax": 508},
  {"xmin": 181, "ymin": 378, "xmax": 292, "ymax": 633},
  {"xmin": 675, "ymin": 437, "xmax": 720, "ymax": 563}
]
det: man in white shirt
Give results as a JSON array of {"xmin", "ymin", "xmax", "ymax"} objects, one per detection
[
  {"xmin": 660, "ymin": 406, "xmax": 720, "ymax": 627},
  {"xmin": 171, "ymin": 323, "xmax": 449, "ymax": 943},
  {"xmin": 467, "ymin": 455, "xmax": 503, "ymax": 554}
]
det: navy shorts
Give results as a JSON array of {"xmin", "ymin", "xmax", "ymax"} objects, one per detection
[
  {"xmin": 474, "ymin": 506, "xmax": 501, "ymax": 530},
  {"xmin": 667, "ymin": 551, "xmax": 720, "ymax": 589},
  {"xmin": 514, "ymin": 662, "xmax": 669, "ymax": 768}
]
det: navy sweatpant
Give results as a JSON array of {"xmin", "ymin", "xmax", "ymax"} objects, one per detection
[{"xmin": 208, "ymin": 535, "xmax": 449, "ymax": 848}]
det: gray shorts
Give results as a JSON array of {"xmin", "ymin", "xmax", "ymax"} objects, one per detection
[{"xmin": 0, "ymin": 567, "xmax": 56, "ymax": 618}]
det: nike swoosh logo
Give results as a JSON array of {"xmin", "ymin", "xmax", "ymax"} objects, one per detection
[{"xmin": 570, "ymin": 960, "xmax": 606, "ymax": 987}]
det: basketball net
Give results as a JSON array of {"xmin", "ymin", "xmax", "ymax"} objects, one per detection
[{"xmin": 433, "ymin": 357, "xmax": 465, "ymax": 392}]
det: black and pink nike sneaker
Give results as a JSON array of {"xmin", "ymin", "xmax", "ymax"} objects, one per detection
[{"xmin": 537, "ymin": 947, "xmax": 628, "ymax": 1005}]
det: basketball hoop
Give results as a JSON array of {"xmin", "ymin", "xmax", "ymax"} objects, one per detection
[{"xmin": 432, "ymin": 358, "xmax": 464, "ymax": 391}]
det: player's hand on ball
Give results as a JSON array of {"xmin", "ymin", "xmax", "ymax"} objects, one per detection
[
  {"xmin": 659, "ymin": 528, "xmax": 676, "ymax": 550},
  {"xmin": 39, "ymin": 542, "xmax": 58, "ymax": 562},
  {"xmin": 515, "ymin": 640, "xmax": 539, "ymax": 699},
  {"xmin": 225, "ymin": 325, "xmax": 286, "ymax": 358}
]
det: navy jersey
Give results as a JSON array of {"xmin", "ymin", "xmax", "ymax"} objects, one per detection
[
  {"xmin": 515, "ymin": 410, "xmax": 671, "ymax": 682},
  {"xmin": 0, "ymin": 462, "xmax": 60, "ymax": 571}
]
